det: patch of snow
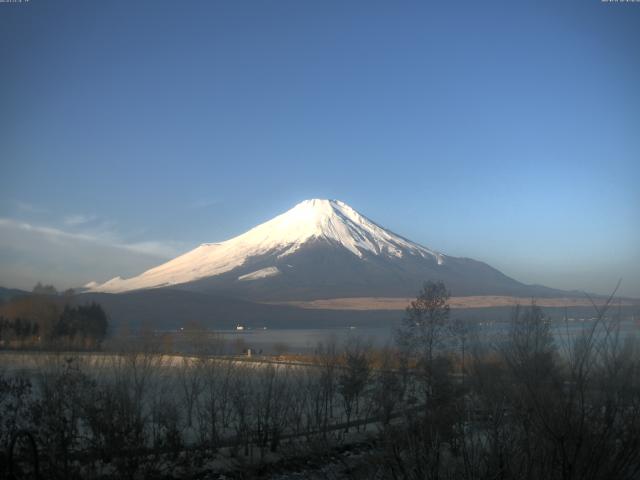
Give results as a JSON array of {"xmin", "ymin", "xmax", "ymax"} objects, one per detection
[{"xmin": 238, "ymin": 267, "xmax": 281, "ymax": 281}]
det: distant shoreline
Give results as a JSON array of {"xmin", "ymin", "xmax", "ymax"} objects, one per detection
[{"xmin": 269, "ymin": 295, "xmax": 640, "ymax": 311}]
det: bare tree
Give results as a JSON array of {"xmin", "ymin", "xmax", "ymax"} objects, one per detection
[
  {"xmin": 315, "ymin": 337, "xmax": 340, "ymax": 436},
  {"xmin": 396, "ymin": 280, "xmax": 451, "ymax": 402},
  {"xmin": 33, "ymin": 356, "xmax": 94, "ymax": 478},
  {"xmin": 372, "ymin": 345, "xmax": 406, "ymax": 426},
  {"xmin": 230, "ymin": 370, "xmax": 251, "ymax": 457},
  {"xmin": 338, "ymin": 338, "xmax": 371, "ymax": 431},
  {"xmin": 178, "ymin": 355, "xmax": 204, "ymax": 429}
]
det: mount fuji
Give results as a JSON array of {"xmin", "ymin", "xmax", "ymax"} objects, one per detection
[{"xmin": 87, "ymin": 199, "xmax": 563, "ymax": 301}]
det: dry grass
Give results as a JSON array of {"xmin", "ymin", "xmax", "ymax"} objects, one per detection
[{"xmin": 268, "ymin": 295, "xmax": 640, "ymax": 311}]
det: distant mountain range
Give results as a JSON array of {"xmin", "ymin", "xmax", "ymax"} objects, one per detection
[
  {"xmin": 0, "ymin": 286, "xmax": 29, "ymax": 304},
  {"xmin": 87, "ymin": 199, "xmax": 568, "ymax": 301}
]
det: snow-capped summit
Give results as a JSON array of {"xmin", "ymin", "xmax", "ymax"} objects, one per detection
[
  {"xmin": 88, "ymin": 198, "xmax": 553, "ymax": 300},
  {"xmin": 230, "ymin": 198, "xmax": 443, "ymax": 261},
  {"xmin": 89, "ymin": 199, "xmax": 444, "ymax": 294}
]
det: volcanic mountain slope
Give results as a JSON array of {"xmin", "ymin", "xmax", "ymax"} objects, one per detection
[{"xmin": 88, "ymin": 199, "xmax": 564, "ymax": 300}]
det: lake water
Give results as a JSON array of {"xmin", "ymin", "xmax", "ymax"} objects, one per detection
[{"xmin": 166, "ymin": 317, "xmax": 640, "ymax": 354}]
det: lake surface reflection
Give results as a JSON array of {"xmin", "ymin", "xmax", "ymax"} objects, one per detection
[{"xmin": 178, "ymin": 317, "xmax": 640, "ymax": 354}]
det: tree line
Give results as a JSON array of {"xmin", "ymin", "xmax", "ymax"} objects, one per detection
[{"xmin": 0, "ymin": 285, "xmax": 108, "ymax": 349}]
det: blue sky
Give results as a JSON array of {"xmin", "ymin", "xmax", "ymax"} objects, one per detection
[{"xmin": 1, "ymin": 0, "xmax": 639, "ymax": 296}]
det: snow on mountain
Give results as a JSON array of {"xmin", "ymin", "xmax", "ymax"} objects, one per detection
[
  {"xmin": 238, "ymin": 266, "xmax": 281, "ymax": 281},
  {"xmin": 89, "ymin": 199, "xmax": 445, "ymax": 293}
]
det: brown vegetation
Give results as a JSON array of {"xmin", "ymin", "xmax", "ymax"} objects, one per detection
[
  {"xmin": 271, "ymin": 295, "xmax": 640, "ymax": 310},
  {"xmin": 0, "ymin": 293, "xmax": 108, "ymax": 350},
  {"xmin": 0, "ymin": 282, "xmax": 638, "ymax": 479}
]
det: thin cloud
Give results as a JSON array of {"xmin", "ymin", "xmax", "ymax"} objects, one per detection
[
  {"xmin": 0, "ymin": 218, "xmax": 98, "ymax": 243},
  {"xmin": 126, "ymin": 241, "xmax": 187, "ymax": 258},
  {"xmin": 64, "ymin": 213, "xmax": 98, "ymax": 226},
  {"xmin": 0, "ymin": 219, "xmax": 177, "ymax": 290},
  {"xmin": 0, "ymin": 218, "xmax": 184, "ymax": 258},
  {"xmin": 14, "ymin": 201, "xmax": 48, "ymax": 214}
]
